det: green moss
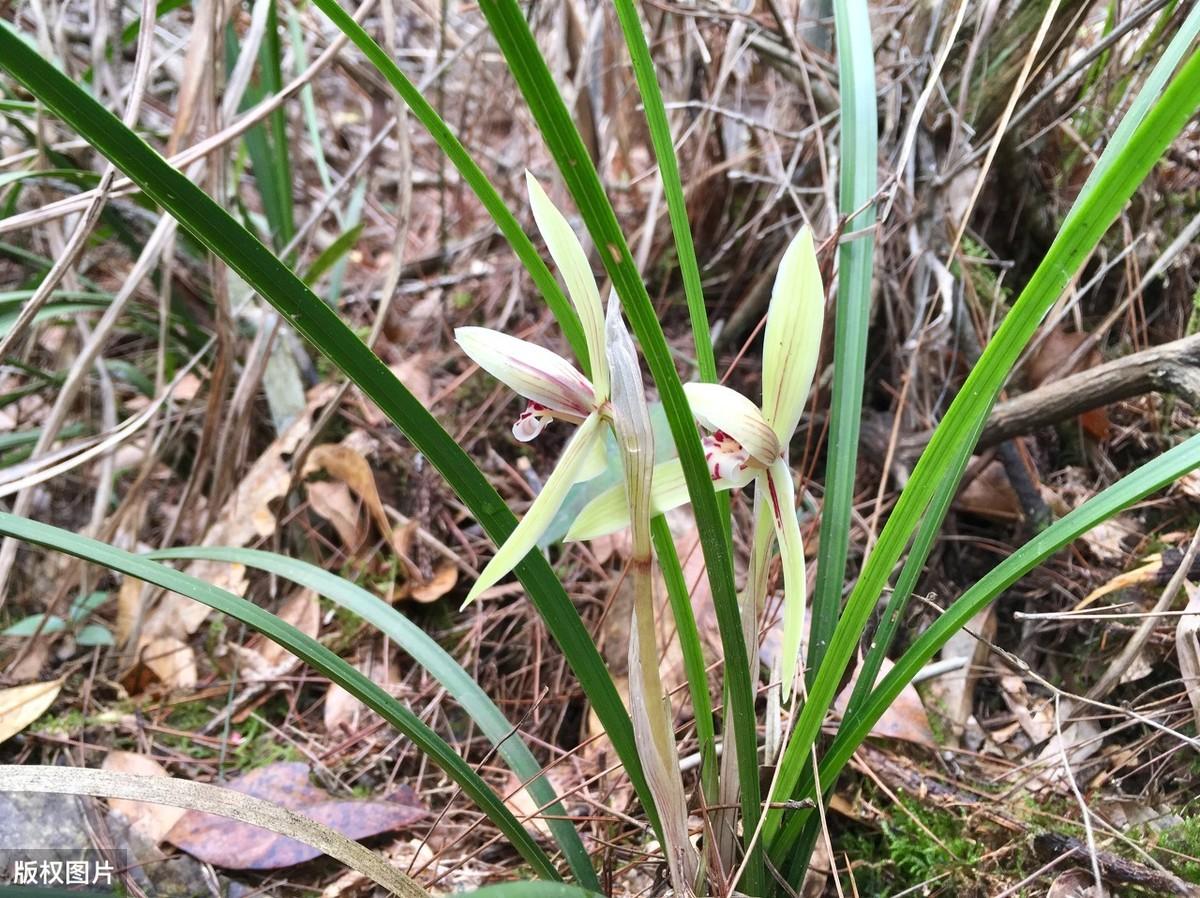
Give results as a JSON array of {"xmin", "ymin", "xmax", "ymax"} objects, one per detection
[
  {"xmin": 1153, "ymin": 814, "xmax": 1200, "ymax": 883},
  {"xmin": 228, "ymin": 705, "xmax": 303, "ymax": 772},
  {"xmin": 841, "ymin": 797, "xmax": 986, "ymax": 896}
]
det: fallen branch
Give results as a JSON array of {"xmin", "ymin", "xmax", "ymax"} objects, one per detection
[{"xmin": 903, "ymin": 332, "xmax": 1200, "ymax": 453}]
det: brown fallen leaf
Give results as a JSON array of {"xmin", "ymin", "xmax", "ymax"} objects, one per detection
[
  {"xmin": 1047, "ymin": 868, "xmax": 1107, "ymax": 898},
  {"xmin": 116, "ymin": 576, "xmax": 145, "ymax": 646},
  {"xmin": 122, "ymin": 637, "xmax": 197, "ymax": 693},
  {"xmin": 324, "ymin": 645, "xmax": 401, "ymax": 736},
  {"xmin": 103, "ymin": 752, "xmax": 187, "ymax": 843},
  {"xmin": 306, "ymin": 479, "xmax": 367, "ymax": 552},
  {"xmin": 1026, "ymin": 326, "xmax": 1110, "ymax": 441},
  {"xmin": 834, "ymin": 658, "xmax": 936, "ymax": 747},
  {"xmin": 957, "ymin": 458, "xmax": 1023, "ymax": 521},
  {"xmin": 165, "ymin": 762, "xmax": 426, "ymax": 870},
  {"xmin": 141, "ymin": 382, "xmax": 336, "ymax": 642},
  {"xmin": 409, "ymin": 562, "xmax": 458, "ymax": 603},
  {"xmin": 304, "ymin": 439, "xmax": 423, "ymax": 586},
  {"xmin": 0, "ymin": 678, "xmax": 63, "ymax": 743},
  {"xmin": 304, "ymin": 442, "xmax": 394, "ymax": 549},
  {"xmin": 1176, "ymin": 583, "xmax": 1200, "ymax": 734},
  {"xmin": 246, "ymin": 589, "xmax": 320, "ymax": 669}
]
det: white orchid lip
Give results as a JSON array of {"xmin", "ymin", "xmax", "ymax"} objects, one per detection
[{"xmin": 683, "ymin": 381, "xmax": 782, "ymax": 468}]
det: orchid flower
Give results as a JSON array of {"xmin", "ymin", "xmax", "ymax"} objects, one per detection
[
  {"xmin": 455, "ymin": 172, "xmax": 612, "ymax": 607},
  {"xmin": 567, "ymin": 228, "xmax": 824, "ymax": 698}
]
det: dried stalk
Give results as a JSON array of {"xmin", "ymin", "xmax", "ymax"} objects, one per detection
[{"xmin": 606, "ymin": 299, "xmax": 698, "ymax": 896}]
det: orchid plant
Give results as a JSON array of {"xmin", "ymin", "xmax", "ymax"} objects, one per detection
[
  {"xmin": 568, "ymin": 229, "xmax": 825, "ymax": 699},
  {"xmin": 455, "ymin": 172, "xmax": 614, "ymax": 608},
  {"xmin": 458, "ymin": 175, "xmax": 699, "ymax": 895}
]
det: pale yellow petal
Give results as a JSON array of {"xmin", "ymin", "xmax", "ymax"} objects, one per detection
[
  {"xmin": 525, "ymin": 172, "xmax": 609, "ymax": 399},
  {"xmin": 455, "ymin": 327, "xmax": 594, "ymax": 418},
  {"xmin": 766, "ymin": 458, "xmax": 807, "ymax": 701},
  {"xmin": 682, "ymin": 381, "xmax": 780, "ymax": 466},
  {"xmin": 567, "ymin": 458, "xmax": 685, "ymax": 541},
  {"xmin": 761, "ymin": 227, "xmax": 824, "ymax": 443},
  {"xmin": 565, "ymin": 457, "xmax": 748, "ymax": 541},
  {"xmin": 463, "ymin": 413, "xmax": 604, "ymax": 606}
]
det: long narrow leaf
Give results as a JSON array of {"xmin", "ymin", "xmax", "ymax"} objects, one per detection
[
  {"xmin": 0, "ymin": 20, "xmax": 651, "ymax": 855},
  {"xmin": 0, "ymin": 512, "xmax": 558, "ymax": 881},
  {"xmin": 807, "ymin": 0, "xmax": 877, "ymax": 686},
  {"xmin": 609, "ymin": 0, "xmax": 715, "ymax": 382},
  {"xmin": 776, "ymin": 429, "xmax": 1200, "ymax": 875},
  {"xmin": 766, "ymin": 46, "xmax": 1200, "ymax": 854},
  {"xmin": 471, "ymin": 3, "xmax": 761, "ymax": 883},
  {"xmin": 148, "ymin": 545, "xmax": 597, "ymax": 889}
]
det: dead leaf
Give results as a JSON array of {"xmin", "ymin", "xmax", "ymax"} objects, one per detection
[
  {"xmin": 304, "ymin": 440, "xmax": 422, "ymax": 582},
  {"xmin": 324, "ymin": 646, "xmax": 401, "ymax": 736},
  {"xmin": 390, "ymin": 355, "xmax": 433, "ymax": 406},
  {"xmin": 306, "ymin": 480, "xmax": 367, "ymax": 552},
  {"xmin": 409, "ymin": 562, "xmax": 458, "ymax": 603},
  {"xmin": 116, "ymin": 576, "xmax": 145, "ymax": 646},
  {"xmin": 141, "ymin": 383, "xmax": 336, "ymax": 643},
  {"xmin": 165, "ymin": 762, "xmax": 426, "ymax": 870},
  {"xmin": 123, "ymin": 637, "xmax": 197, "ymax": 692},
  {"xmin": 502, "ymin": 771, "xmax": 554, "ymax": 839},
  {"xmin": 1081, "ymin": 516, "xmax": 1136, "ymax": 565},
  {"xmin": 0, "ymin": 678, "xmax": 63, "ymax": 743},
  {"xmin": 1176, "ymin": 583, "xmax": 1200, "ymax": 734},
  {"xmin": 924, "ymin": 608, "xmax": 995, "ymax": 749},
  {"xmin": 1047, "ymin": 868, "xmax": 1107, "ymax": 898},
  {"xmin": 103, "ymin": 752, "xmax": 187, "ymax": 843},
  {"xmin": 247, "ymin": 590, "xmax": 320, "ymax": 669},
  {"xmin": 957, "ymin": 458, "xmax": 1022, "ymax": 521},
  {"xmin": 304, "ymin": 443, "xmax": 392, "ymax": 545},
  {"xmin": 1026, "ymin": 327, "xmax": 1110, "ymax": 441},
  {"xmin": 834, "ymin": 658, "xmax": 936, "ymax": 747},
  {"xmin": 801, "ymin": 836, "xmax": 831, "ymax": 898}
]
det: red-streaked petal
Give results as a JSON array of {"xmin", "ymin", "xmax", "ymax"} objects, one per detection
[
  {"xmin": 682, "ymin": 381, "xmax": 781, "ymax": 466},
  {"xmin": 456, "ymin": 327, "xmax": 595, "ymax": 417}
]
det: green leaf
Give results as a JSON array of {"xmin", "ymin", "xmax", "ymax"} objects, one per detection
[
  {"xmin": 68, "ymin": 591, "xmax": 108, "ymax": 622},
  {"xmin": 0, "ymin": 20, "xmax": 644, "ymax": 873},
  {"xmin": 2, "ymin": 614, "xmax": 66, "ymax": 637},
  {"xmin": 0, "ymin": 511, "xmax": 559, "ymax": 880},
  {"xmin": 767, "ymin": 45, "xmax": 1200, "ymax": 862},
  {"xmin": 303, "ymin": 222, "xmax": 364, "ymax": 286},
  {"xmin": 75, "ymin": 624, "xmax": 115, "ymax": 646},
  {"xmin": 807, "ymin": 0, "xmax": 877, "ymax": 688},
  {"xmin": 148, "ymin": 544, "xmax": 596, "ymax": 889}
]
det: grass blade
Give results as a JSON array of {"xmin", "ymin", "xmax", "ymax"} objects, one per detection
[
  {"xmin": 0, "ymin": 512, "xmax": 559, "ymax": 881},
  {"xmin": 0, "ymin": 19, "xmax": 649, "ymax": 860},
  {"xmin": 609, "ymin": 0, "xmax": 715, "ymax": 382},
  {"xmin": 775, "ymin": 430, "xmax": 1200, "ymax": 874},
  {"xmin": 807, "ymin": 0, "xmax": 877, "ymax": 685},
  {"xmin": 471, "ymin": 4, "xmax": 762, "ymax": 884},
  {"xmin": 766, "ymin": 45, "xmax": 1200, "ymax": 856},
  {"xmin": 149, "ymin": 545, "xmax": 598, "ymax": 889}
]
